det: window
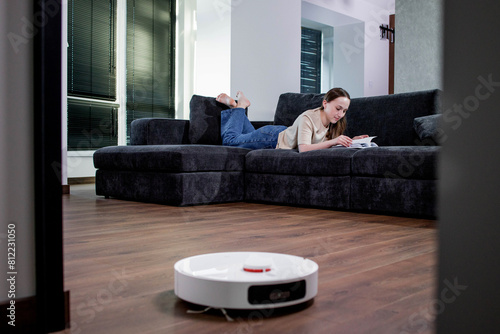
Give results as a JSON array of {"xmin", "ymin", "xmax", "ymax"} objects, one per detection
[
  {"xmin": 67, "ymin": 0, "xmax": 175, "ymax": 150},
  {"xmin": 126, "ymin": 0, "xmax": 176, "ymax": 143},
  {"xmin": 300, "ymin": 27, "xmax": 322, "ymax": 94},
  {"xmin": 67, "ymin": 0, "xmax": 118, "ymax": 150}
]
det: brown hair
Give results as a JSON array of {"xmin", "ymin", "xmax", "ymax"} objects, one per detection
[{"xmin": 319, "ymin": 88, "xmax": 350, "ymax": 140}]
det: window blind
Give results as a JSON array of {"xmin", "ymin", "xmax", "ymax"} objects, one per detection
[
  {"xmin": 67, "ymin": 100, "xmax": 118, "ymax": 150},
  {"xmin": 68, "ymin": 0, "xmax": 116, "ymax": 99},
  {"xmin": 126, "ymin": 0, "xmax": 176, "ymax": 142},
  {"xmin": 301, "ymin": 27, "xmax": 322, "ymax": 94},
  {"xmin": 67, "ymin": 0, "xmax": 118, "ymax": 150}
]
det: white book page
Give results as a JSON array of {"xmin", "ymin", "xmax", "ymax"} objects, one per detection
[{"xmin": 352, "ymin": 136, "xmax": 377, "ymax": 144}]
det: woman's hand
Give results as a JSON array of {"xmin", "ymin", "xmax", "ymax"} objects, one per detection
[
  {"xmin": 299, "ymin": 136, "xmax": 351, "ymax": 152},
  {"xmin": 352, "ymin": 134, "xmax": 369, "ymax": 140},
  {"xmin": 330, "ymin": 135, "xmax": 353, "ymax": 147},
  {"xmin": 298, "ymin": 134, "xmax": 360, "ymax": 152},
  {"xmin": 352, "ymin": 135, "xmax": 369, "ymax": 140}
]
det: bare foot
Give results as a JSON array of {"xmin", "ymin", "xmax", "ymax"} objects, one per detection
[
  {"xmin": 235, "ymin": 91, "xmax": 251, "ymax": 109},
  {"xmin": 216, "ymin": 93, "xmax": 237, "ymax": 108}
]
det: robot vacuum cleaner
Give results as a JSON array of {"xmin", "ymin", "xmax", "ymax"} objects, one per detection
[{"xmin": 174, "ymin": 252, "xmax": 318, "ymax": 310}]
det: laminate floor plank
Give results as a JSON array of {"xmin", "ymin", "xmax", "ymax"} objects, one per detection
[{"xmin": 55, "ymin": 184, "xmax": 437, "ymax": 334}]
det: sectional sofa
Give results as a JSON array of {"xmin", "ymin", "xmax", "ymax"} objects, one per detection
[{"xmin": 93, "ymin": 89, "xmax": 441, "ymax": 218}]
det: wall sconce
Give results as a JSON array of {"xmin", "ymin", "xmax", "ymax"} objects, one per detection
[{"xmin": 380, "ymin": 24, "xmax": 395, "ymax": 43}]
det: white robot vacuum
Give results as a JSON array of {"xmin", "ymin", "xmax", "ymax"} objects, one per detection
[{"xmin": 174, "ymin": 252, "xmax": 318, "ymax": 310}]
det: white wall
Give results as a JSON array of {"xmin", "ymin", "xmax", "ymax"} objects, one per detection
[
  {"xmin": 303, "ymin": 0, "xmax": 394, "ymax": 97},
  {"xmin": 194, "ymin": 0, "xmax": 232, "ymax": 98},
  {"xmin": 302, "ymin": 2, "xmax": 365, "ymax": 98},
  {"xmin": 192, "ymin": 0, "xmax": 302, "ymax": 121},
  {"xmin": 230, "ymin": 0, "xmax": 302, "ymax": 120},
  {"xmin": 333, "ymin": 23, "xmax": 365, "ymax": 97},
  {"xmin": 0, "ymin": 0, "xmax": 37, "ymax": 301}
]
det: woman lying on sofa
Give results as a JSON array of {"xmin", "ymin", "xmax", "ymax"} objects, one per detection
[{"xmin": 216, "ymin": 88, "xmax": 368, "ymax": 152}]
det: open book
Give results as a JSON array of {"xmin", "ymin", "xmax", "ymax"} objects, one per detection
[
  {"xmin": 351, "ymin": 136, "xmax": 377, "ymax": 148},
  {"xmin": 335, "ymin": 136, "xmax": 378, "ymax": 148}
]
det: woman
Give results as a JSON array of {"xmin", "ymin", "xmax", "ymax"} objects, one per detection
[{"xmin": 217, "ymin": 88, "xmax": 368, "ymax": 152}]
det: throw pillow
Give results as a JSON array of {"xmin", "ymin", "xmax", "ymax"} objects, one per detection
[
  {"xmin": 189, "ymin": 95, "xmax": 229, "ymax": 145},
  {"xmin": 413, "ymin": 114, "xmax": 442, "ymax": 141}
]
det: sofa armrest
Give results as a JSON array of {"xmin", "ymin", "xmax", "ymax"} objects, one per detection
[{"xmin": 131, "ymin": 118, "xmax": 190, "ymax": 145}]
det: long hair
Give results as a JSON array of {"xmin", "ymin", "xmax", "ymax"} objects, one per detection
[{"xmin": 319, "ymin": 88, "xmax": 350, "ymax": 140}]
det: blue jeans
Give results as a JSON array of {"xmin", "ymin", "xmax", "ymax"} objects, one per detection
[{"xmin": 221, "ymin": 108, "xmax": 287, "ymax": 149}]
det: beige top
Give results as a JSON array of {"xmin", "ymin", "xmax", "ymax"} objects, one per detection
[{"xmin": 276, "ymin": 108, "xmax": 328, "ymax": 149}]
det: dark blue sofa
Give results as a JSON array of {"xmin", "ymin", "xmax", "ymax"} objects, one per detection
[{"xmin": 94, "ymin": 89, "xmax": 441, "ymax": 218}]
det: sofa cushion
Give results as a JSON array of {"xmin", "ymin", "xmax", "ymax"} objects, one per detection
[
  {"xmin": 189, "ymin": 95, "xmax": 231, "ymax": 145},
  {"xmin": 245, "ymin": 147, "xmax": 358, "ymax": 176},
  {"xmin": 351, "ymin": 146, "xmax": 439, "ymax": 179},
  {"xmin": 94, "ymin": 145, "xmax": 250, "ymax": 172}
]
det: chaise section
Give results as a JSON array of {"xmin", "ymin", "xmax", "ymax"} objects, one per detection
[
  {"xmin": 94, "ymin": 145, "xmax": 250, "ymax": 206},
  {"xmin": 245, "ymin": 148, "xmax": 358, "ymax": 210}
]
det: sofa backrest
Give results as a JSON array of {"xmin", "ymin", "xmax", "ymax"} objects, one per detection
[
  {"xmin": 131, "ymin": 118, "xmax": 190, "ymax": 145},
  {"xmin": 274, "ymin": 89, "xmax": 441, "ymax": 146},
  {"xmin": 274, "ymin": 93, "xmax": 324, "ymax": 126}
]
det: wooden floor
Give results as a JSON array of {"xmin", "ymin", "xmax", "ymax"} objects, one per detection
[{"xmin": 55, "ymin": 184, "xmax": 437, "ymax": 334}]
